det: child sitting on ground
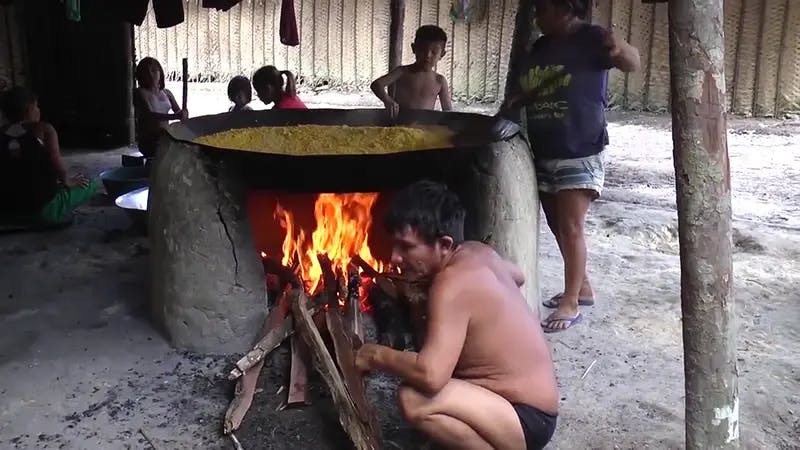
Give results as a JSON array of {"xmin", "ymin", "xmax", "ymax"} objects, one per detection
[
  {"xmin": 133, "ymin": 57, "xmax": 187, "ymax": 157},
  {"xmin": 252, "ymin": 66, "xmax": 307, "ymax": 110},
  {"xmin": 227, "ymin": 75, "xmax": 253, "ymax": 112},
  {"xmin": 0, "ymin": 87, "xmax": 98, "ymax": 224},
  {"xmin": 370, "ymin": 25, "xmax": 453, "ymax": 117}
]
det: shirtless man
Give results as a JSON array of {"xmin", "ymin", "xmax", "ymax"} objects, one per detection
[
  {"xmin": 355, "ymin": 181, "xmax": 559, "ymax": 450},
  {"xmin": 370, "ymin": 25, "xmax": 453, "ymax": 117}
]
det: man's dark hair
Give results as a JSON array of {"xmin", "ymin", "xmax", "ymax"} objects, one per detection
[
  {"xmin": 385, "ymin": 180, "xmax": 465, "ymax": 244},
  {"xmin": 227, "ymin": 75, "xmax": 252, "ymax": 103},
  {"xmin": 1, "ymin": 86, "xmax": 37, "ymax": 123},
  {"xmin": 414, "ymin": 25, "xmax": 448, "ymax": 46}
]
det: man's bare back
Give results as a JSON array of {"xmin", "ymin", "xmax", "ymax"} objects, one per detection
[
  {"xmin": 435, "ymin": 241, "xmax": 559, "ymax": 413},
  {"xmin": 356, "ymin": 180, "xmax": 558, "ymax": 449}
]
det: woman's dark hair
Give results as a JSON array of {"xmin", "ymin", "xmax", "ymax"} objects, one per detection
[
  {"xmin": 135, "ymin": 57, "xmax": 165, "ymax": 90},
  {"xmin": 227, "ymin": 75, "xmax": 252, "ymax": 103},
  {"xmin": 252, "ymin": 65, "xmax": 297, "ymax": 97},
  {"xmin": 1, "ymin": 86, "xmax": 37, "ymax": 123},
  {"xmin": 385, "ymin": 180, "xmax": 466, "ymax": 244}
]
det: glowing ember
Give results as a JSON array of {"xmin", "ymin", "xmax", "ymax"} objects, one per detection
[{"xmin": 272, "ymin": 193, "xmax": 386, "ymax": 295}]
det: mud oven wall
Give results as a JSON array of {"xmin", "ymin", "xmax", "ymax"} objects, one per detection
[{"xmin": 149, "ymin": 114, "xmax": 540, "ymax": 354}]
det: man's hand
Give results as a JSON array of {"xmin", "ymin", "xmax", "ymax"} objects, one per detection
[
  {"xmin": 180, "ymin": 109, "xmax": 189, "ymax": 121},
  {"xmin": 354, "ymin": 343, "xmax": 381, "ymax": 374},
  {"xmin": 66, "ymin": 174, "xmax": 90, "ymax": 188},
  {"xmin": 383, "ymin": 99, "xmax": 400, "ymax": 119}
]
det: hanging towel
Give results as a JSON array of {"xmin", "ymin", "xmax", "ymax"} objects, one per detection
[
  {"xmin": 280, "ymin": 0, "xmax": 299, "ymax": 47},
  {"xmin": 118, "ymin": 0, "xmax": 150, "ymax": 26},
  {"xmin": 153, "ymin": 0, "xmax": 184, "ymax": 28},
  {"xmin": 65, "ymin": 0, "xmax": 80, "ymax": 22}
]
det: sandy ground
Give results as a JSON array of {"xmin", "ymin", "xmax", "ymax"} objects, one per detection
[{"xmin": 0, "ymin": 85, "xmax": 798, "ymax": 449}]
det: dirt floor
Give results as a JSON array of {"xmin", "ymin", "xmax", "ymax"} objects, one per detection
[{"xmin": 0, "ymin": 85, "xmax": 798, "ymax": 449}]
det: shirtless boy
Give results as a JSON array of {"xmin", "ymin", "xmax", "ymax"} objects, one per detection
[
  {"xmin": 355, "ymin": 181, "xmax": 559, "ymax": 450},
  {"xmin": 370, "ymin": 25, "xmax": 453, "ymax": 117}
]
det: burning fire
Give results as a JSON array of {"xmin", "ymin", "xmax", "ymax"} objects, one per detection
[{"xmin": 270, "ymin": 193, "xmax": 386, "ymax": 295}]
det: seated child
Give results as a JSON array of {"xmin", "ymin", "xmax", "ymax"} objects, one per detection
[
  {"xmin": 227, "ymin": 75, "xmax": 253, "ymax": 112},
  {"xmin": 252, "ymin": 66, "xmax": 307, "ymax": 110},
  {"xmin": 133, "ymin": 57, "xmax": 187, "ymax": 157},
  {"xmin": 0, "ymin": 87, "xmax": 98, "ymax": 224},
  {"xmin": 370, "ymin": 25, "xmax": 453, "ymax": 117}
]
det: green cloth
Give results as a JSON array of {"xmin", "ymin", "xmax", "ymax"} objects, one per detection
[
  {"xmin": 66, "ymin": 0, "xmax": 81, "ymax": 22},
  {"xmin": 38, "ymin": 178, "xmax": 98, "ymax": 223}
]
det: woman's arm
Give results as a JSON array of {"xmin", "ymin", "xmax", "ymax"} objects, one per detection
[
  {"xmin": 603, "ymin": 29, "xmax": 641, "ymax": 73},
  {"xmin": 165, "ymin": 89, "xmax": 188, "ymax": 120},
  {"xmin": 134, "ymin": 88, "xmax": 183, "ymax": 121}
]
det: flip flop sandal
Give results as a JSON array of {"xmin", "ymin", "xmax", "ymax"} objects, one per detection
[
  {"xmin": 542, "ymin": 293, "xmax": 595, "ymax": 309},
  {"xmin": 541, "ymin": 312, "xmax": 583, "ymax": 333}
]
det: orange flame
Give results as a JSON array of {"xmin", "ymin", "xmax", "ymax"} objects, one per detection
[{"xmin": 273, "ymin": 193, "xmax": 386, "ymax": 294}]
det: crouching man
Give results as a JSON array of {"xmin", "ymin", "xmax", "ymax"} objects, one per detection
[{"xmin": 355, "ymin": 180, "xmax": 559, "ymax": 450}]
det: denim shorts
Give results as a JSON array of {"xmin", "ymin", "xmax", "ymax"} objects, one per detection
[{"xmin": 535, "ymin": 151, "xmax": 605, "ymax": 197}]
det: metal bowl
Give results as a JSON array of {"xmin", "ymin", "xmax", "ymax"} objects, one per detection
[{"xmin": 115, "ymin": 186, "xmax": 148, "ymax": 234}]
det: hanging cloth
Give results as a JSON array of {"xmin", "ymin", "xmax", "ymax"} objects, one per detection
[
  {"xmin": 202, "ymin": 0, "xmax": 243, "ymax": 12},
  {"xmin": 449, "ymin": 0, "xmax": 487, "ymax": 24},
  {"xmin": 153, "ymin": 0, "xmax": 184, "ymax": 28},
  {"xmin": 65, "ymin": 0, "xmax": 80, "ymax": 22},
  {"xmin": 118, "ymin": 0, "xmax": 150, "ymax": 26},
  {"xmin": 280, "ymin": 0, "xmax": 300, "ymax": 47}
]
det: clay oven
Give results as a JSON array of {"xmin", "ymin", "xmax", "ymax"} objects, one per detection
[{"xmin": 148, "ymin": 109, "xmax": 539, "ymax": 354}]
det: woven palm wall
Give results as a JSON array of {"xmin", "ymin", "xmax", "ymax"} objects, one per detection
[
  {"xmin": 591, "ymin": 0, "xmax": 800, "ymax": 116},
  {"xmin": 134, "ymin": 0, "xmax": 517, "ymax": 102}
]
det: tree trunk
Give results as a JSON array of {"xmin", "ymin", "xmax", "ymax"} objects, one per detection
[{"xmin": 668, "ymin": 1, "xmax": 739, "ymax": 448}]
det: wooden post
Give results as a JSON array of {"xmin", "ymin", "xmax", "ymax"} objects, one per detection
[
  {"xmin": 388, "ymin": 0, "xmax": 405, "ymax": 70},
  {"xmin": 181, "ymin": 57, "xmax": 189, "ymax": 113},
  {"xmin": 123, "ymin": 23, "xmax": 136, "ymax": 146},
  {"xmin": 503, "ymin": 0, "xmax": 536, "ymax": 102},
  {"xmin": 668, "ymin": 0, "xmax": 739, "ymax": 448}
]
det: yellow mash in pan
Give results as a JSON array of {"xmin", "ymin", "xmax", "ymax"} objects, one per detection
[{"xmin": 194, "ymin": 124, "xmax": 455, "ymax": 155}]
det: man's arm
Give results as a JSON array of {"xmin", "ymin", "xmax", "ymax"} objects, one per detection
[
  {"xmin": 360, "ymin": 275, "xmax": 469, "ymax": 394},
  {"xmin": 506, "ymin": 260, "xmax": 525, "ymax": 287},
  {"xmin": 438, "ymin": 75, "xmax": 453, "ymax": 111}
]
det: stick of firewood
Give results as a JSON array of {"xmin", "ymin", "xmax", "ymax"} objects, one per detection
[
  {"xmin": 228, "ymin": 297, "xmax": 324, "ymax": 380},
  {"xmin": 224, "ymin": 291, "xmax": 291, "ymax": 434},
  {"xmin": 345, "ymin": 263, "xmax": 364, "ymax": 339},
  {"xmin": 287, "ymin": 333, "xmax": 310, "ymax": 405},
  {"xmin": 262, "ymin": 257, "xmax": 302, "ymax": 289},
  {"xmin": 351, "ymin": 255, "xmax": 380, "ymax": 278},
  {"xmin": 292, "ymin": 291, "xmax": 382, "ymax": 450},
  {"xmin": 326, "ymin": 309, "xmax": 382, "ymax": 440},
  {"xmin": 317, "ymin": 253, "xmax": 339, "ymax": 307}
]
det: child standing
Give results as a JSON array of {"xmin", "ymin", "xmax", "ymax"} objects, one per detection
[
  {"xmin": 252, "ymin": 66, "xmax": 307, "ymax": 110},
  {"xmin": 227, "ymin": 75, "xmax": 253, "ymax": 112},
  {"xmin": 370, "ymin": 25, "xmax": 453, "ymax": 117},
  {"xmin": 133, "ymin": 57, "xmax": 187, "ymax": 157}
]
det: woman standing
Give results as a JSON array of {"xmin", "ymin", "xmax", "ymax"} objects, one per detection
[{"xmin": 501, "ymin": 0, "xmax": 640, "ymax": 332}]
